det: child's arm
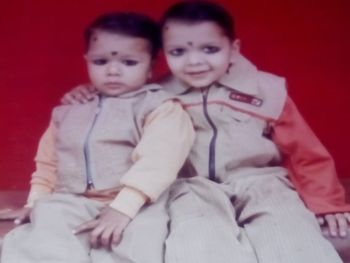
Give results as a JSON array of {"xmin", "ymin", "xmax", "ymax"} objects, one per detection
[
  {"xmin": 26, "ymin": 121, "xmax": 57, "ymax": 206},
  {"xmin": 115, "ymin": 100, "xmax": 195, "ymax": 211},
  {"xmin": 272, "ymin": 96, "xmax": 350, "ymax": 236},
  {"xmin": 74, "ymin": 100, "xmax": 195, "ymax": 248},
  {"xmin": 0, "ymin": 122, "xmax": 57, "ymax": 225}
]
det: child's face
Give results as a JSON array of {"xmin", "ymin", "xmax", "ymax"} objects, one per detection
[
  {"xmin": 85, "ymin": 30, "xmax": 152, "ymax": 96},
  {"xmin": 162, "ymin": 21, "xmax": 239, "ymax": 88}
]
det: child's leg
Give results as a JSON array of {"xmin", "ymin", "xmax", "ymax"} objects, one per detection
[
  {"xmin": 235, "ymin": 173, "xmax": 343, "ymax": 263},
  {"xmin": 91, "ymin": 190, "xmax": 170, "ymax": 263},
  {"xmin": 165, "ymin": 177, "xmax": 257, "ymax": 263},
  {"xmin": 1, "ymin": 193, "xmax": 103, "ymax": 263}
]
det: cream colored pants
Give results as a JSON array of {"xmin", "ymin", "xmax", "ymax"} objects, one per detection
[
  {"xmin": 1, "ymin": 174, "xmax": 343, "ymax": 263},
  {"xmin": 165, "ymin": 174, "xmax": 342, "ymax": 263},
  {"xmin": 1, "ymin": 192, "xmax": 169, "ymax": 263}
]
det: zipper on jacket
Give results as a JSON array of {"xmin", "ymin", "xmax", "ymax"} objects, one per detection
[
  {"xmin": 201, "ymin": 87, "xmax": 218, "ymax": 181},
  {"xmin": 83, "ymin": 95, "xmax": 104, "ymax": 190}
]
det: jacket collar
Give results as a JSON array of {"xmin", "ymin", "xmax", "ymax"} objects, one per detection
[
  {"xmin": 99, "ymin": 83, "xmax": 161, "ymax": 99},
  {"xmin": 217, "ymin": 52, "xmax": 259, "ymax": 96}
]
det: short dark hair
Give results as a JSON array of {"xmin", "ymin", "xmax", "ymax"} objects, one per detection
[
  {"xmin": 84, "ymin": 12, "xmax": 161, "ymax": 58},
  {"xmin": 160, "ymin": 0, "xmax": 235, "ymax": 40}
]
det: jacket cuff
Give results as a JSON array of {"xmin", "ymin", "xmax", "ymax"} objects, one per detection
[
  {"xmin": 109, "ymin": 187, "xmax": 148, "ymax": 218},
  {"xmin": 25, "ymin": 184, "xmax": 52, "ymax": 208}
]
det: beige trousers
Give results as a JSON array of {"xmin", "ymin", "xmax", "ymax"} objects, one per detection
[
  {"xmin": 1, "ymin": 174, "xmax": 343, "ymax": 263},
  {"xmin": 1, "ymin": 192, "xmax": 169, "ymax": 263},
  {"xmin": 165, "ymin": 174, "xmax": 343, "ymax": 263}
]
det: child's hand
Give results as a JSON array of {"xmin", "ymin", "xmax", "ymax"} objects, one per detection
[
  {"xmin": 60, "ymin": 84, "xmax": 97, "ymax": 105},
  {"xmin": 73, "ymin": 207, "xmax": 131, "ymax": 249},
  {"xmin": 317, "ymin": 212, "xmax": 350, "ymax": 237},
  {"xmin": 0, "ymin": 207, "xmax": 32, "ymax": 225}
]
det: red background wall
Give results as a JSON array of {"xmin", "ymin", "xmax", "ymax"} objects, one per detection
[{"xmin": 0, "ymin": 0, "xmax": 349, "ymax": 190}]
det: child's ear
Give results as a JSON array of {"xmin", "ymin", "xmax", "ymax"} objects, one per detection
[
  {"xmin": 83, "ymin": 54, "xmax": 88, "ymax": 62},
  {"xmin": 230, "ymin": 39, "xmax": 241, "ymax": 62}
]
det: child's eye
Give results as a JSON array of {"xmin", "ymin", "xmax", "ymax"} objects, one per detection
[
  {"xmin": 202, "ymin": 46, "xmax": 220, "ymax": 54},
  {"xmin": 92, "ymin": 59, "xmax": 108, "ymax": 65},
  {"xmin": 122, "ymin": 59, "xmax": 139, "ymax": 66},
  {"xmin": 168, "ymin": 48, "xmax": 185, "ymax": 57}
]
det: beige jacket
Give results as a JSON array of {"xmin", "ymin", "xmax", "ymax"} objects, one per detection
[
  {"xmin": 26, "ymin": 84, "xmax": 195, "ymax": 218},
  {"xmin": 160, "ymin": 53, "xmax": 350, "ymax": 215}
]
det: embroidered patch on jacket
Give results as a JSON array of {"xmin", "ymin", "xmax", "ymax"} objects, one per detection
[{"xmin": 229, "ymin": 91, "xmax": 263, "ymax": 107}]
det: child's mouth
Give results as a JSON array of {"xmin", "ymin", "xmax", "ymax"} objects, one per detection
[
  {"xmin": 186, "ymin": 70, "xmax": 210, "ymax": 78},
  {"xmin": 104, "ymin": 82, "xmax": 124, "ymax": 88}
]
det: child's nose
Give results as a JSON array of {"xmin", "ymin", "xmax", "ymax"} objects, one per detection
[
  {"xmin": 107, "ymin": 62, "xmax": 121, "ymax": 75},
  {"xmin": 186, "ymin": 51, "xmax": 203, "ymax": 65}
]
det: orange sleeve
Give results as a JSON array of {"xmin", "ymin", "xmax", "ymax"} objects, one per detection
[
  {"xmin": 272, "ymin": 96, "xmax": 350, "ymax": 215},
  {"xmin": 25, "ymin": 121, "xmax": 58, "ymax": 207}
]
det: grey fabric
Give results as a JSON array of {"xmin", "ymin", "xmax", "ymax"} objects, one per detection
[
  {"xmin": 1, "ymin": 192, "xmax": 169, "ymax": 263},
  {"xmin": 165, "ymin": 176, "xmax": 343, "ymax": 263}
]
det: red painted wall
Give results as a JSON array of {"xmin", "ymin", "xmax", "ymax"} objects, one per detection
[{"xmin": 1, "ymin": 0, "xmax": 349, "ymax": 190}]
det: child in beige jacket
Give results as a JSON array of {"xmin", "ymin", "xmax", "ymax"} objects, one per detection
[{"xmin": 0, "ymin": 12, "xmax": 194, "ymax": 263}]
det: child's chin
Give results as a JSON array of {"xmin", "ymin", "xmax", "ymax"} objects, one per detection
[
  {"xmin": 180, "ymin": 76, "xmax": 215, "ymax": 88},
  {"xmin": 99, "ymin": 90, "xmax": 122, "ymax": 97},
  {"xmin": 184, "ymin": 80, "xmax": 213, "ymax": 88}
]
